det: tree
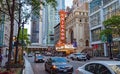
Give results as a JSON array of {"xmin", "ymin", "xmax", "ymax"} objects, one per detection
[
  {"xmin": 19, "ymin": 28, "xmax": 31, "ymax": 46},
  {"xmin": 100, "ymin": 15, "xmax": 120, "ymax": 40},
  {"xmin": 0, "ymin": 0, "xmax": 16, "ymax": 69},
  {"xmin": 100, "ymin": 29, "xmax": 112, "ymax": 42},
  {"xmin": 100, "ymin": 15, "xmax": 120, "ymax": 58},
  {"xmin": 103, "ymin": 15, "xmax": 120, "ymax": 36},
  {"xmin": 0, "ymin": 0, "xmax": 57, "ymax": 69}
]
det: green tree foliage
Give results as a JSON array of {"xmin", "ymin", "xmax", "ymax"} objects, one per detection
[
  {"xmin": 100, "ymin": 15, "xmax": 120, "ymax": 41},
  {"xmin": 103, "ymin": 15, "xmax": 120, "ymax": 36},
  {"xmin": 19, "ymin": 28, "xmax": 31, "ymax": 46}
]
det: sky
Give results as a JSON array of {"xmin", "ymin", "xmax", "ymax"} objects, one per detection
[
  {"xmin": 25, "ymin": 0, "xmax": 73, "ymax": 34},
  {"xmin": 65, "ymin": 0, "xmax": 73, "ymax": 8}
]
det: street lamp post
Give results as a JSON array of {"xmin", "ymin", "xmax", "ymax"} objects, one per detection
[
  {"xmin": 107, "ymin": 34, "xmax": 113, "ymax": 59},
  {"xmin": 109, "ymin": 43, "xmax": 113, "ymax": 59}
]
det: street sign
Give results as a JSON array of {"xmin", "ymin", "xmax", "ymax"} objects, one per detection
[{"xmin": 101, "ymin": 34, "xmax": 107, "ymax": 42}]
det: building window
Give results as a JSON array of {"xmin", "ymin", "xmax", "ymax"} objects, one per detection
[
  {"xmin": 90, "ymin": 0, "xmax": 101, "ymax": 13},
  {"xmin": 104, "ymin": 1, "xmax": 119, "ymax": 20},
  {"xmin": 75, "ymin": 11, "xmax": 79, "ymax": 15},
  {"xmin": 90, "ymin": 12, "xmax": 100, "ymax": 28},
  {"xmin": 70, "ymin": 30, "xmax": 74, "ymax": 43},
  {"xmin": 50, "ymin": 37, "xmax": 54, "ymax": 41},
  {"xmin": 80, "ymin": 19, "xmax": 82, "ymax": 22},
  {"xmin": 83, "ymin": 12, "xmax": 84, "ymax": 15},
  {"xmin": 85, "ymin": 19, "xmax": 88, "ymax": 22},
  {"xmin": 85, "ymin": 40, "xmax": 89, "ymax": 46},
  {"xmin": 103, "ymin": 0, "xmax": 114, "ymax": 6},
  {"xmin": 91, "ymin": 28, "xmax": 101, "ymax": 42}
]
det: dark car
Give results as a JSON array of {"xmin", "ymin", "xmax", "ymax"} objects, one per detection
[
  {"xmin": 45, "ymin": 57, "xmax": 73, "ymax": 74},
  {"xmin": 115, "ymin": 54, "xmax": 120, "ymax": 61},
  {"xmin": 34, "ymin": 53, "xmax": 45, "ymax": 63},
  {"xmin": 27, "ymin": 53, "xmax": 33, "ymax": 57}
]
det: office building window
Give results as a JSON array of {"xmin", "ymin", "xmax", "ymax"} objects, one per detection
[
  {"xmin": 90, "ymin": 12, "xmax": 100, "ymax": 27},
  {"xmin": 103, "ymin": 0, "xmax": 114, "ymax": 6},
  {"xmin": 50, "ymin": 36, "xmax": 54, "ymax": 44},
  {"xmin": 104, "ymin": 1, "xmax": 119, "ymax": 20},
  {"xmin": 90, "ymin": 0, "xmax": 101, "ymax": 13},
  {"xmin": 91, "ymin": 28, "xmax": 101, "ymax": 42}
]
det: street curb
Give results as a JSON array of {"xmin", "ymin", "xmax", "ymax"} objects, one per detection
[
  {"xmin": 91, "ymin": 57, "xmax": 114, "ymax": 61},
  {"xmin": 22, "ymin": 57, "xmax": 34, "ymax": 74}
]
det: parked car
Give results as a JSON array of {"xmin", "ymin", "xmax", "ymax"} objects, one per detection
[
  {"xmin": 76, "ymin": 61, "xmax": 120, "ymax": 74},
  {"xmin": 114, "ymin": 54, "xmax": 120, "ymax": 61},
  {"xmin": 67, "ymin": 53, "xmax": 87, "ymax": 61},
  {"xmin": 45, "ymin": 57, "xmax": 73, "ymax": 74},
  {"xmin": 45, "ymin": 52, "xmax": 52, "ymax": 56},
  {"xmin": 34, "ymin": 53, "xmax": 45, "ymax": 63},
  {"xmin": 27, "ymin": 53, "xmax": 33, "ymax": 57},
  {"xmin": 67, "ymin": 54, "xmax": 74, "ymax": 59}
]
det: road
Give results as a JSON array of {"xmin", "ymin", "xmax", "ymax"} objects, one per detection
[{"xmin": 27, "ymin": 56, "xmax": 93, "ymax": 74}]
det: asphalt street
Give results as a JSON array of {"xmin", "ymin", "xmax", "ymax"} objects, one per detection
[{"xmin": 27, "ymin": 56, "xmax": 97, "ymax": 74}]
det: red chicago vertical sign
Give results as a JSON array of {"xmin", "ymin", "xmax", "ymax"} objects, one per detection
[{"xmin": 59, "ymin": 10, "xmax": 66, "ymax": 43}]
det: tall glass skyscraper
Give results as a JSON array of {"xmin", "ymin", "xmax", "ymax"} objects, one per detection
[
  {"xmin": 31, "ymin": 11, "xmax": 40, "ymax": 43},
  {"xmin": 42, "ymin": 0, "xmax": 65, "ymax": 47},
  {"xmin": 31, "ymin": 6, "xmax": 43, "ymax": 45}
]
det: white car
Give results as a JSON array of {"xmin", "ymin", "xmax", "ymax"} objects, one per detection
[
  {"xmin": 76, "ymin": 61, "xmax": 120, "ymax": 74},
  {"xmin": 67, "ymin": 53, "xmax": 87, "ymax": 61}
]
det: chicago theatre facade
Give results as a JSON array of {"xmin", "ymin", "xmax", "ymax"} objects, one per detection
[{"xmin": 65, "ymin": 0, "xmax": 90, "ymax": 52}]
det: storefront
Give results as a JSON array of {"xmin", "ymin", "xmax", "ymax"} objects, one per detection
[
  {"xmin": 92, "ymin": 44, "xmax": 104, "ymax": 57},
  {"xmin": 111, "ymin": 41, "xmax": 120, "ymax": 57}
]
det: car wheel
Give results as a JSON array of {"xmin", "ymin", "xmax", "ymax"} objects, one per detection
[
  {"xmin": 71, "ymin": 57, "xmax": 74, "ymax": 60},
  {"xmin": 77, "ymin": 57, "xmax": 80, "ymax": 61},
  {"xmin": 50, "ymin": 69, "xmax": 55, "ymax": 74}
]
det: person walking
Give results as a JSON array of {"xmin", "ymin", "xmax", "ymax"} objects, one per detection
[
  {"xmin": 0, "ymin": 54, "xmax": 2, "ymax": 67},
  {"xmin": 86, "ymin": 52, "xmax": 90, "ymax": 60},
  {"xmin": 0, "ymin": 49, "xmax": 2, "ymax": 67}
]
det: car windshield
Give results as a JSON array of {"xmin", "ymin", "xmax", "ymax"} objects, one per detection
[
  {"xmin": 52, "ymin": 58, "xmax": 67, "ymax": 63},
  {"xmin": 74, "ymin": 53, "xmax": 85, "ymax": 56},
  {"xmin": 35, "ymin": 54, "xmax": 41, "ymax": 56},
  {"xmin": 37, "ymin": 56, "xmax": 43, "ymax": 58},
  {"xmin": 110, "ymin": 65, "xmax": 120, "ymax": 74}
]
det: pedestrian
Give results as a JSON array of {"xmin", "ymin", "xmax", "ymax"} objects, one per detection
[
  {"xmin": 0, "ymin": 48, "xmax": 2, "ymax": 67},
  {"xmin": 0, "ymin": 54, "xmax": 2, "ymax": 67},
  {"xmin": 86, "ymin": 52, "xmax": 90, "ymax": 60}
]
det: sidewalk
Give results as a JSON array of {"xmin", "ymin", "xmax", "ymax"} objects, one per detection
[
  {"xmin": 91, "ymin": 57, "xmax": 114, "ymax": 61},
  {"xmin": 1, "ymin": 56, "xmax": 8, "ymax": 67},
  {"xmin": 1, "ymin": 56, "xmax": 34, "ymax": 74},
  {"xmin": 22, "ymin": 57, "xmax": 34, "ymax": 74}
]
